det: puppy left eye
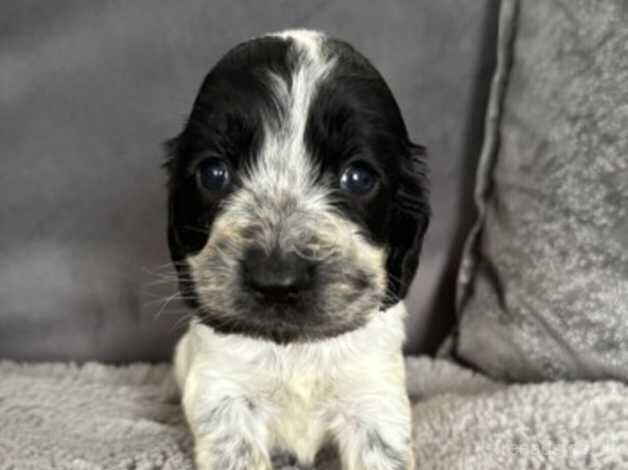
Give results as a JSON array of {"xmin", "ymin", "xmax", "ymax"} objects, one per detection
[
  {"xmin": 196, "ymin": 158, "xmax": 231, "ymax": 193},
  {"xmin": 340, "ymin": 162, "xmax": 378, "ymax": 195}
]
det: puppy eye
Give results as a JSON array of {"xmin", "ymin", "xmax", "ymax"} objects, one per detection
[
  {"xmin": 196, "ymin": 158, "xmax": 231, "ymax": 192},
  {"xmin": 340, "ymin": 162, "xmax": 378, "ymax": 195}
]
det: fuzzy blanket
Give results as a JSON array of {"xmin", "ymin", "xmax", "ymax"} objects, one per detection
[{"xmin": 1, "ymin": 357, "xmax": 627, "ymax": 469}]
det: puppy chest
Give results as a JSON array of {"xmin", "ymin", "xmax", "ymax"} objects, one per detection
[{"xmin": 261, "ymin": 372, "xmax": 335, "ymax": 462}]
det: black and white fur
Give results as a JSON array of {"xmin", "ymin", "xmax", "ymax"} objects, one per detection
[{"xmin": 165, "ymin": 30, "xmax": 429, "ymax": 470}]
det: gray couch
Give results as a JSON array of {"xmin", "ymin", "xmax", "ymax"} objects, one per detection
[
  {"xmin": 4, "ymin": 1, "xmax": 628, "ymax": 469},
  {"xmin": 0, "ymin": 0, "xmax": 498, "ymax": 361}
]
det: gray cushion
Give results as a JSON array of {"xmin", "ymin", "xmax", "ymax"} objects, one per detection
[
  {"xmin": 451, "ymin": 0, "xmax": 628, "ymax": 381},
  {"xmin": 0, "ymin": 0, "xmax": 497, "ymax": 361}
]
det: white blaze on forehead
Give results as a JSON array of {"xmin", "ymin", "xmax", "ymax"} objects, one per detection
[
  {"xmin": 272, "ymin": 29, "xmax": 326, "ymax": 57},
  {"xmin": 244, "ymin": 30, "xmax": 335, "ymax": 199}
]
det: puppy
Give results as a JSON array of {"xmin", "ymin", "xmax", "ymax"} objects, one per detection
[{"xmin": 165, "ymin": 30, "xmax": 429, "ymax": 470}]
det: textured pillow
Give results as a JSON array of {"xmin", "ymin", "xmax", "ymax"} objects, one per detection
[{"xmin": 451, "ymin": 0, "xmax": 628, "ymax": 381}]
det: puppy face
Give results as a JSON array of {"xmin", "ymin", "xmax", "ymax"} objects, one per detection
[{"xmin": 165, "ymin": 30, "xmax": 429, "ymax": 343}]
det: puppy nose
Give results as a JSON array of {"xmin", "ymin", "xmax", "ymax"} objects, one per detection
[{"xmin": 242, "ymin": 247, "xmax": 315, "ymax": 301}]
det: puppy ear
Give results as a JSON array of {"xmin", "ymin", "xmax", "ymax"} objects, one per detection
[
  {"xmin": 162, "ymin": 134, "xmax": 182, "ymax": 259},
  {"xmin": 384, "ymin": 142, "xmax": 430, "ymax": 308},
  {"xmin": 161, "ymin": 135, "xmax": 179, "ymax": 180},
  {"xmin": 162, "ymin": 134, "xmax": 202, "ymax": 308}
]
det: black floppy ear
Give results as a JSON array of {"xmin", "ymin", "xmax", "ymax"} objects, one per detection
[
  {"xmin": 162, "ymin": 135, "xmax": 201, "ymax": 308},
  {"xmin": 384, "ymin": 142, "xmax": 430, "ymax": 308},
  {"xmin": 161, "ymin": 135, "xmax": 178, "ymax": 179},
  {"xmin": 162, "ymin": 135, "xmax": 183, "ymax": 262}
]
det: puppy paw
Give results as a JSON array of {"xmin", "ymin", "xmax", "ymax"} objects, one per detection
[{"xmin": 195, "ymin": 439, "xmax": 270, "ymax": 470}]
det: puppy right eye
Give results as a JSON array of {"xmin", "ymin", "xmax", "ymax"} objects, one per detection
[
  {"xmin": 340, "ymin": 162, "xmax": 378, "ymax": 196},
  {"xmin": 196, "ymin": 158, "xmax": 231, "ymax": 193}
]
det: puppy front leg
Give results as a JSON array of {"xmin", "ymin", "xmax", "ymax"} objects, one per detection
[
  {"xmin": 336, "ymin": 426, "xmax": 413, "ymax": 470},
  {"xmin": 332, "ymin": 395, "xmax": 414, "ymax": 470},
  {"xmin": 182, "ymin": 383, "xmax": 271, "ymax": 470},
  {"xmin": 194, "ymin": 431, "xmax": 270, "ymax": 470},
  {"xmin": 175, "ymin": 332, "xmax": 272, "ymax": 470}
]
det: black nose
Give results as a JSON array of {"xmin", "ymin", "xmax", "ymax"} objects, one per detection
[{"xmin": 242, "ymin": 247, "xmax": 315, "ymax": 302}]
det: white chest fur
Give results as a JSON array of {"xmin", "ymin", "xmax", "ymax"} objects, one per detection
[{"xmin": 175, "ymin": 302, "xmax": 412, "ymax": 469}]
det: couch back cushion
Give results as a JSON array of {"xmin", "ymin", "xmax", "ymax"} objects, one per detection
[{"xmin": 1, "ymin": 0, "xmax": 497, "ymax": 361}]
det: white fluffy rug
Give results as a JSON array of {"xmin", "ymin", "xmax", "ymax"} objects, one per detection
[{"xmin": 0, "ymin": 357, "xmax": 627, "ymax": 469}]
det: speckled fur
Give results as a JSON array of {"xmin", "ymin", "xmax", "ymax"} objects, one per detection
[{"xmin": 175, "ymin": 302, "xmax": 412, "ymax": 470}]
